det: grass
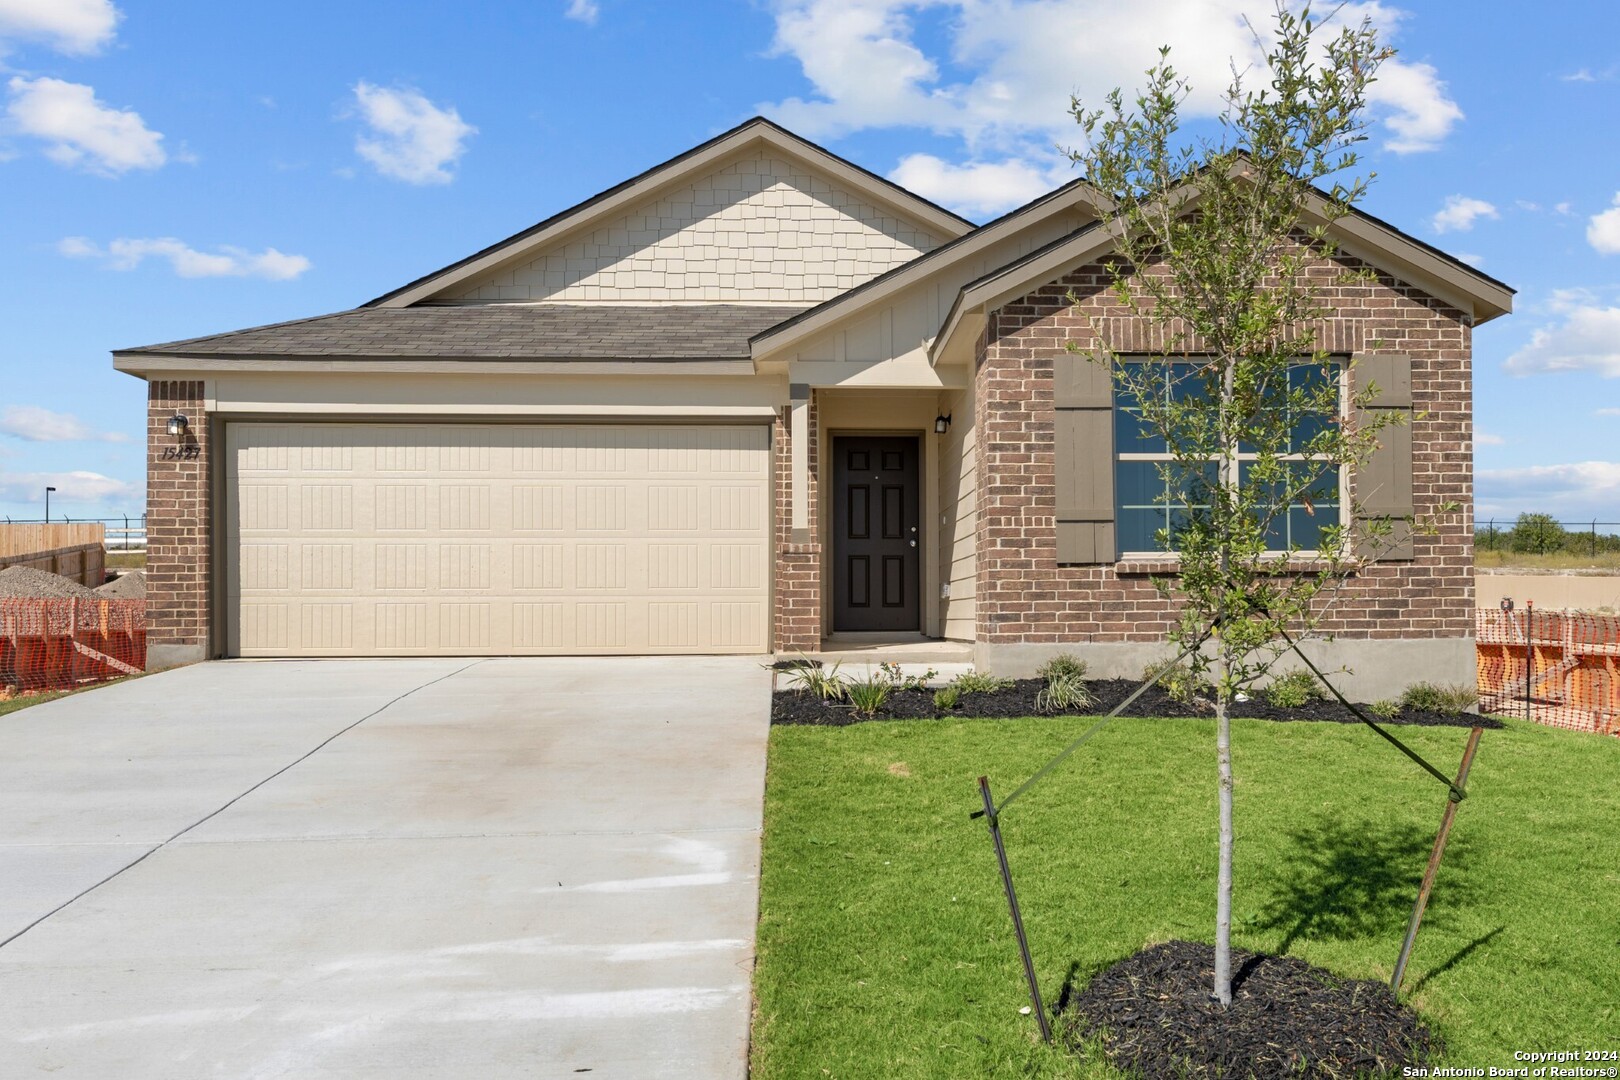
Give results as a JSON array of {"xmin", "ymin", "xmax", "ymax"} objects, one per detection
[
  {"xmin": 0, "ymin": 689, "xmax": 72, "ymax": 718},
  {"xmin": 1476, "ymin": 549, "xmax": 1620, "ymax": 571},
  {"xmin": 105, "ymin": 550, "xmax": 147, "ymax": 570},
  {"xmin": 751, "ymin": 714, "xmax": 1620, "ymax": 1078}
]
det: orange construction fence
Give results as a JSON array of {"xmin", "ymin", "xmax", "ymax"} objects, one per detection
[
  {"xmin": 0, "ymin": 598, "xmax": 146, "ymax": 693},
  {"xmin": 1477, "ymin": 607, "xmax": 1620, "ymax": 737}
]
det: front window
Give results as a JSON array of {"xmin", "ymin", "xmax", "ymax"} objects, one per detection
[{"xmin": 1113, "ymin": 359, "xmax": 1344, "ymax": 556}]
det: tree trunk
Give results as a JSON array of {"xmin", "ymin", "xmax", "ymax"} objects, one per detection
[
  {"xmin": 1214, "ymin": 640, "xmax": 1235, "ymax": 1005},
  {"xmin": 1213, "ymin": 356, "xmax": 1236, "ymax": 1007}
]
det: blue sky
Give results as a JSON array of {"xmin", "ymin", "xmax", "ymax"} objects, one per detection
[{"xmin": 1, "ymin": 0, "xmax": 1617, "ymax": 526}]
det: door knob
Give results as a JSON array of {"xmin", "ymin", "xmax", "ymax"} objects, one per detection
[{"xmin": 909, "ymin": 540, "xmax": 917, "ymax": 548}]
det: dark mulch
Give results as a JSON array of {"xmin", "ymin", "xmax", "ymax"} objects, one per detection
[
  {"xmin": 771, "ymin": 676, "xmax": 1500, "ymax": 728},
  {"xmin": 1060, "ymin": 940, "xmax": 1438, "ymax": 1080}
]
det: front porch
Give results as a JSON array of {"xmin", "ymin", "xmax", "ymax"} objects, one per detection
[{"xmin": 775, "ymin": 383, "xmax": 978, "ymax": 657}]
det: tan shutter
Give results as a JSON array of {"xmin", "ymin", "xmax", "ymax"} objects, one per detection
[
  {"xmin": 1354, "ymin": 353, "xmax": 1415, "ymax": 560},
  {"xmin": 1054, "ymin": 355, "xmax": 1116, "ymax": 563}
]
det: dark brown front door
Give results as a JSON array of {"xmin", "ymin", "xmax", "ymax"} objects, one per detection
[{"xmin": 833, "ymin": 435, "xmax": 920, "ymax": 633}]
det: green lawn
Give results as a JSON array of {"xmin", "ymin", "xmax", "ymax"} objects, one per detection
[
  {"xmin": 0, "ymin": 690, "xmax": 72, "ymax": 718},
  {"xmin": 751, "ymin": 715, "xmax": 1620, "ymax": 1078}
]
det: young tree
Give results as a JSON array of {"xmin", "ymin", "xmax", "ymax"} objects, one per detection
[{"xmin": 1068, "ymin": 6, "xmax": 1411, "ymax": 1004}]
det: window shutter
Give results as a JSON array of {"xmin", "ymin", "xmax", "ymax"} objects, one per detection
[
  {"xmin": 1054, "ymin": 356, "xmax": 1116, "ymax": 564},
  {"xmin": 1354, "ymin": 353, "xmax": 1415, "ymax": 560}
]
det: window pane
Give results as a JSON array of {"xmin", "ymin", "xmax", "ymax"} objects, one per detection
[
  {"xmin": 1115, "ymin": 460, "xmax": 1164, "ymax": 508},
  {"xmin": 1118, "ymin": 506, "xmax": 1166, "ymax": 552},
  {"xmin": 1115, "ymin": 408, "xmax": 1165, "ymax": 454},
  {"xmin": 1290, "ymin": 362, "xmax": 1339, "ymax": 451},
  {"xmin": 1238, "ymin": 460, "xmax": 1341, "ymax": 550},
  {"xmin": 1290, "ymin": 504, "xmax": 1334, "ymax": 551},
  {"xmin": 1169, "ymin": 460, "xmax": 1220, "ymax": 507}
]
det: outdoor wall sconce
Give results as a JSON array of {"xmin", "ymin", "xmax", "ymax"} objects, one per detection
[
  {"xmin": 166, "ymin": 413, "xmax": 189, "ymax": 441},
  {"xmin": 934, "ymin": 413, "xmax": 952, "ymax": 434}
]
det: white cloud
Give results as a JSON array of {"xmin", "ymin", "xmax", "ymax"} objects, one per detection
[
  {"xmin": 761, "ymin": 0, "xmax": 1463, "ymax": 196},
  {"xmin": 1365, "ymin": 56, "xmax": 1462, "ymax": 153},
  {"xmin": 0, "ymin": 0, "xmax": 118, "ymax": 55},
  {"xmin": 1478, "ymin": 462, "xmax": 1620, "ymax": 520},
  {"xmin": 5, "ymin": 76, "xmax": 164, "ymax": 174},
  {"xmin": 0, "ymin": 469, "xmax": 135, "ymax": 505},
  {"xmin": 1456, "ymin": 253, "xmax": 1484, "ymax": 267},
  {"xmin": 1431, "ymin": 194, "xmax": 1498, "ymax": 234},
  {"xmin": 59, "ymin": 236, "xmax": 311, "ymax": 280},
  {"xmin": 351, "ymin": 82, "xmax": 475, "ymax": 185},
  {"xmin": 564, "ymin": 0, "xmax": 599, "ymax": 24},
  {"xmin": 1504, "ymin": 301, "xmax": 1620, "ymax": 378},
  {"xmin": 1474, "ymin": 430, "xmax": 1504, "ymax": 447},
  {"xmin": 0, "ymin": 405, "xmax": 128, "ymax": 443},
  {"xmin": 889, "ymin": 151, "xmax": 1070, "ymax": 217},
  {"xmin": 1594, "ymin": 408, "xmax": 1620, "ymax": 417},
  {"xmin": 1586, "ymin": 193, "xmax": 1620, "ymax": 255}
]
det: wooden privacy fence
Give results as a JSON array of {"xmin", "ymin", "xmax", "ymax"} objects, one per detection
[
  {"xmin": 0, "ymin": 598, "xmax": 146, "ymax": 692},
  {"xmin": 1477, "ymin": 607, "xmax": 1620, "ymax": 736},
  {"xmin": 0, "ymin": 524, "xmax": 106, "ymax": 589}
]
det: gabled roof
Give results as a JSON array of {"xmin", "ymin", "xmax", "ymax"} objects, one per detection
[
  {"xmin": 930, "ymin": 184, "xmax": 1515, "ymax": 365},
  {"xmin": 748, "ymin": 175, "xmax": 1105, "ymax": 359},
  {"xmin": 114, "ymin": 304, "xmax": 806, "ymax": 362},
  {"xmin": 364, "ymin": 116, "xmax": 976, "ymax": 309}
]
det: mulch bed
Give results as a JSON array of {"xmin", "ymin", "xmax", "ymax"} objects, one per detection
[
  {"xmin": 1060, "ymin": 940, "xmax": 1438, "ymax": 1080},
  {"xmin": 770, "ymin": 677, "xmax": 1501, "ymax": 728}
]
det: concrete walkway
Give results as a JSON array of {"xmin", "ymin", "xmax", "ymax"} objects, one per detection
[{"xmin": 0, "ymin": 657, "xmax": 771, "ymax": 1079}]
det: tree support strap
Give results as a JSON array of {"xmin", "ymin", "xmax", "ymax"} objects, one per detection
[
  {"xmin": 1275, "ymin": 627, "xmax": 1469, "ymax": 803},
  {"xmin": 972, "ymin": 629, "xmax": 1214, "ymax": 822}
]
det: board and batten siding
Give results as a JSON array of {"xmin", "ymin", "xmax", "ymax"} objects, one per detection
[
  {"xmin": 939, "ymin": 384, "xmax": 977, "ymax": 640},
  {"xmin": 446, "ymin": 150, "xmax": 947, "ymax": 305},
  {"xmin": 788, "ymin": 211, "xmax": 1091, "ymax": 369}
]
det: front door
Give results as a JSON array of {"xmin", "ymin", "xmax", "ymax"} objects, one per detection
[{"xmin": 832, "ymin": 435, "xmax": 920, "ymax": 633}]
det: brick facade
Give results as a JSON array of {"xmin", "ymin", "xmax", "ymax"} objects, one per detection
[
  {"xmin": 774, "ymin": 396, "xmax": 822, "ymax": 652},
  {"xmin": 146, "ymin": 380, "xmax": 211, "ymax": 661},
  {"xmin": 975, "ymin": 250, "xmax": 1474, "ymax": 647}
]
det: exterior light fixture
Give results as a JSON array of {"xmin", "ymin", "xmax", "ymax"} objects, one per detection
[
  {"xmin": 167, "ymin": 413, "xmax": 189, "ymax": 440},
  {"xmin": 44, "ymin": 485, "xmax": 56, "ymax": 524},
  {"xmin": 934, "ymin": 413, "xmax": 952, "ymax": 434}
]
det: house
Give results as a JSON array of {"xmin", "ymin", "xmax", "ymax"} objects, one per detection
[{"xmin": 115, "ymin": 117, "xmax": 1512, "ymax": 697}]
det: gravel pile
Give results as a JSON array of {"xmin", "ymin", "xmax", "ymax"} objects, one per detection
[
  {"xmin": 0, "ymin": 565, "xmax": 99, "ymax": 599},
  {"xmin": 95, "ymin": 569, "xmax": 146, "ymax": 599}
]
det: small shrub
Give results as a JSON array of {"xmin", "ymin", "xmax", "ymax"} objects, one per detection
[
  {"xmin": 950, "ymin": 668, "xmax": 1013, "ymax": 695},
  {"xmin": 1037, "ymin": 671, "xmax": 1094, "ymax": 714},
  {"xmin": 1037, "ymin": 653, "xmax": 1088, "ymax": 681},
  {"xmin": 877, "ymin": 661, "xmax": 937, "ymax": 692},
  {"xmin": 1264, "ymin": 669, "xmax": 1326, "ymax": 710},
  {"xmin": 1400, "ymin": 681, "xmax": 1478, "ymax": 714},
  {"xmin": 933, "ymin": 685, "xmax": 961, "ymax": 711},
  {"xmin": 781, "ymin": 654, "xmax": 846, "ymax": 701},
  {"xmin": 1368, "ymin": 698, "xmax": 1401, "ymax": 720},
  {"xmin": 1142, "ymin": 658, "xmax": 1210, "ymax": 704},
  {"xmin": 845, "ymin": 675, "xmax": 891, "ymax": 719}
]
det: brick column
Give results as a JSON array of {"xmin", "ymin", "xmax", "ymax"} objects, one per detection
[
  {"xmin": 774, "ymin": 396, "xmax": 821, "ymax": 652},
  {"xmin": 146, "ymin": 380, "xmax": 211, "ymax": 668}
]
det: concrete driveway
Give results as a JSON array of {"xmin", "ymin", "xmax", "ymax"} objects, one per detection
[{"xmin": 0, "ymin": 656, "xmax": 771, "ymax": 1079}]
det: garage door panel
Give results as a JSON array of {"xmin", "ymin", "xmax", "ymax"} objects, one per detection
[{"xmin": 226, "ymin": 423, "xmax": 771, "ymax": 656}]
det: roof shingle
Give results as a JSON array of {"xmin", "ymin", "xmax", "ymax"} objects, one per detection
[{"xmin": 116, "ymin": 304, "xmax": 809, "ymax": 361}]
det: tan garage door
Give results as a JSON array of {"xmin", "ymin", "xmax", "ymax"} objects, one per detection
[{"xmin": 224, "ymin": 422, "xmax": 771, "ymax": 656}]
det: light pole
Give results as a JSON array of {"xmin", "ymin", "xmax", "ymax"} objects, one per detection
[{"xmin": 44, "ymin": 485, "xmax": 56, "ymax": 524}]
